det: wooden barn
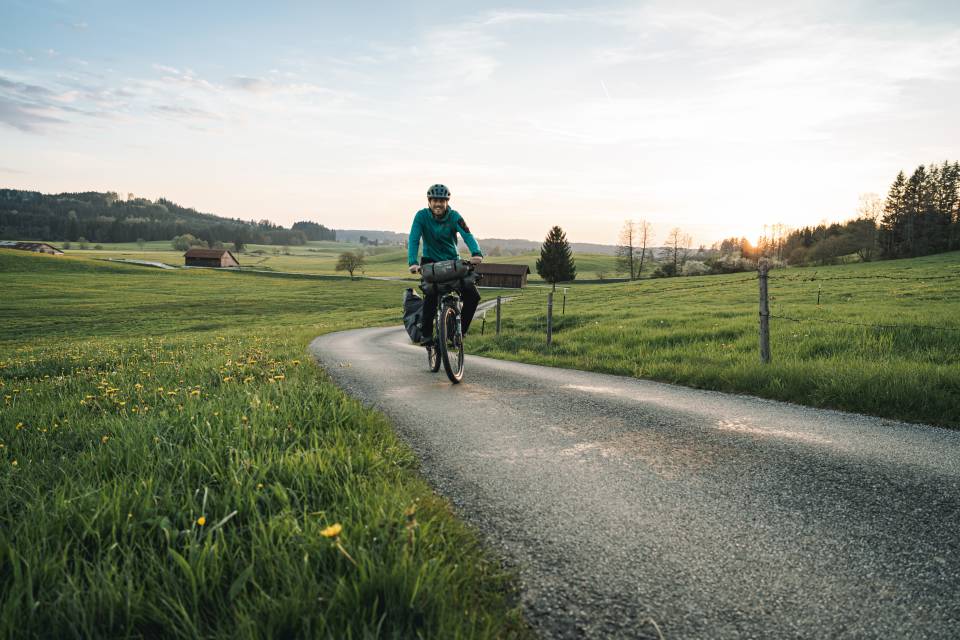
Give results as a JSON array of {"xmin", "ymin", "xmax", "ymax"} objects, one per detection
[
  {"xmin": 0, "ymin": 241, "xmax": 64, "ymax": 255},
  {"xmin": 475, "ymin": 263, "xmax": 530, "ymax": 288},
  {"xmin": 183, "ymin": 248, "xmax": 240, "ymax": 268}
]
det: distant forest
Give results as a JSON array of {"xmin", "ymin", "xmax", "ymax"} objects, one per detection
[
  {"xmin": 712, "ymin": 161, "xmax": 960, "ymax": 267},
  {"xmin": 0, "ymin": 190, "xmax": 335, "ymax": 247}
]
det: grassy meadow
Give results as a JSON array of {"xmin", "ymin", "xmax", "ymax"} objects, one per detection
[
  {"xmin": 70, "ymin": 239, "xmax": 622, "ymax": 281},
  {"xmin": 5, "ymin": 244, "xmax": 957, "ymax": 637},
  {"xmin": 0, "ymin": 250, "xmax": 530, "ymax": 639},
  {"xmin": 470, "ymin": 252, "xmax": 960, "ymax": 428}
]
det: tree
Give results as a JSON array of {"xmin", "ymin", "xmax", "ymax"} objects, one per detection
[
  {"xmin": 847, "ymin": 218, "xmax": 878, "ymax": 262},
  {"xmin": 172, "ymin": 234, "xmax": 198, "ymax": 251},
  {"xmin": 66, "ymin": 210, "xmax": 79, "ymax": 241},
  {"xmin": 535, "ymin": 226, "xmax": 576, "ymax": 291},
  {"xmin": 616, "ymin": 220, "xmax": 638, "ymax": 280},
  {"xmin": 78, "ymin": 236, "xmax": 89, "ymax": 250},
  {"xmin": 665, "ymin": 228, "xmax": 690, "ymax": 276},
  {"xmin": 615, "ymin": 219, "xmax": 653, "ymax": 279},
  {"xmin": 292, "ymin": 220, "xmax": 335, "ymax": 241},
  {"xmin": 637, "ymin": 220, "xmax": 653, "ymax": 276},
  {"xmin": 335, "ymin": 251, "xmax": 366, "ymax": 280},
  {"xmin": 879, "ymin": 171, "xmax": 907, "ymax": 258}
]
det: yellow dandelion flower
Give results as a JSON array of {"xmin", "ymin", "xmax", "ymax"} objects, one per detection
[
  {"xmin": 101, "ymin": 435, "xmax": 110, "ymax": 444},
  {"xmin": 320, "ymin": 523, "xmax": 342, "ymax": 538},
  {"xmin": 11, "ymin": 460, "xmax": 17, "ymax": 467},
  {"xmin": 243, "ymin": 376, "xmax": 254, "ymax": 383},
  {"xmin": 291, "ymin": 360, "xmax": 301, "ymax": 366},
  {"xmin": 241, "ymin": 416, "xmax": 248, "ymax": 423},
  {"xmin": 274, "ymin": 374, "xmax": 285, "ymax": 381},
  {"xmin": 256, "ymin": 483, "xmax": 264, "ymax": 489},
  {"xmin": 197, "ymin": 516, "xmax": 206, "ymax": 526},
  {"xmin": 190, "ymin": 389, "xmax": 200, "ymax": 397},
  {"xmin": 0, "ymin": 443, "xmax": 4, "ymax": 449},
  {"xmin": 222, "ymin": 376, "xmax": 233, "ymax": 382},
  {"xmin": 16, "ymin": 422, "xmax": 24, "ymax": 430},
  {"xmin": 167, "ymin": 391, "xmax": 177, "ymax": 396}
]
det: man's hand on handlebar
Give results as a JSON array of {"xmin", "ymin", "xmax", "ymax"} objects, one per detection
[
  {"xmin": 469, "ymin": 255, "xmax": 483, "ymax": 265},
  {"xmin": 409, "ymin": 264, "xmax": 421, "ymax": 275}
]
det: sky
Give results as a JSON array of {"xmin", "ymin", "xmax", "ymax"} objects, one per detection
[{"xmin": 1, "ymin": 0, "xmax": 959, "ymax": 246}]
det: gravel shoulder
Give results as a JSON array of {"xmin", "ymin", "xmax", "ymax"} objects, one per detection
[{"xmin": 309, "ymin": 326, "xmax": 960, "ymax": 639}]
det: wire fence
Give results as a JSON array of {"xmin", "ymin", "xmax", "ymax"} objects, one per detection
[
  {"xmin": 769, "ymin": 313, "xmax": 960, "ymax": 333},
  {"xmin": 480, "ymin": 264, "xmax": 960, "ymax": 358}
]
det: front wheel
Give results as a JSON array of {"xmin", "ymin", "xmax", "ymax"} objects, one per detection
[{"xmin": 438, "ymin": 303, "xmax": 464, "ymax": 383}]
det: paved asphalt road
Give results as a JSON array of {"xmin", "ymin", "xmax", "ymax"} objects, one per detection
[{"xmin": 309, "ymin": 326, "xmax": 960, "ymax": 639}]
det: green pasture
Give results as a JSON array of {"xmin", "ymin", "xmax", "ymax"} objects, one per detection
[
  {"xmin": 470, "ymin": 252, "xmax": 960, "ymax": 428},
  {"xmin": 69, "ymin": 240, "xmax": 622, "ymax": 280},
  {"xmin": 0, "ymin": 250, "xmax": 530, "ymax": 639}
]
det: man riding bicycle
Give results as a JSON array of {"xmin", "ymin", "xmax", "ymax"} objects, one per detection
[{"xmin": 408, "ymin": 184, "xmax": 483, "ymax": 346}]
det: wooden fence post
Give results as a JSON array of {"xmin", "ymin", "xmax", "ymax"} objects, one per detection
[
  {"xmin": 562, "ymin": 287, "xmax": 568, "ymax": 315},
  {"xmin": 496, "ymin": 296, "xmax": 501, "ymax": 336},
  {"xmin": 758, "ymin": 258, "xmax": 771, "ymax": 364},
  {"xmin": 480, "ymin": 311, "xmax": 486, "ymax": 335},
  {"xmin": 547, "ymin": 292, "xmax": 554, "ymax": 346}
]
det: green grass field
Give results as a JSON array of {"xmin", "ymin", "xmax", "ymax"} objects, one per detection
[
  {"xmin": 5, "ymin": 245, "xmax": 957, "ymax": 636},
  {"xmin": 0, "ymin": 250, "xmax": 530, "ymax": 639},
  {"xmin": 70, "ymin": 240, "xmax": 622, "ymax": 281},
  {"xmin": 470, "ymin": 252, "xmax": 960, "ymax": 428}
]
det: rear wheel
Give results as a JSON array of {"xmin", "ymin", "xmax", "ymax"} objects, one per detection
[
  {"xmin": 439, "ymin": 303, "xmax": 464, "ymax": 383},
  {"xmin": 426, "ymin": 342, "xmax": 441, "ymax": 372}
]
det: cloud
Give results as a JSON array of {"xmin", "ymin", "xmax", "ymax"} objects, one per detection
[
  {"xmin": 0, "ymin": 76, "xmax": 74, "ymax": 132},
  {"xmin": 230, "ymin": 76, "xmax": 272, "ymax": 93},
  {"xmin": 154, "ymin": 104, "xmax": 222, "ymax": 120},
  {"xmin": 0, "ymin": 98, "xmax": 67, "ymax": 132},
  {"xmin": 480, "ymin": 10, "xmax": 572, "ymax": 26}
]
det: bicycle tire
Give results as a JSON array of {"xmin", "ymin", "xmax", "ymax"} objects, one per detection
[
  {"xmin": 439, "ymin": 303, "xmax": 464, "ymax": 383},
  {"xmin": 426, "ymin": 342, "xmax": 441, "ymax": 372}
]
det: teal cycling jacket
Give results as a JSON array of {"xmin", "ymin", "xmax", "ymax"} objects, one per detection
[{"xmin": 407, "ymin": 208, "xmax": 483, "ymax": 266}]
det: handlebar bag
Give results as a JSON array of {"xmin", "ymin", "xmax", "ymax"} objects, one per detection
[{"xmin": 421, "ymin": 260, "xmax": 469, "ymax": 283}]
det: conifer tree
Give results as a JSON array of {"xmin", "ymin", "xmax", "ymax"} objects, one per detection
[
  {"xmin": 879, "ymin": 171, "xmax": 907, "ymax": 258},
  {"xmin": 536, "ymin": 225, "xmax": 576, "ymax": 291},
  {"xmin": 902, "ymin": 165, "xmax": 930, "ymax": 256}
]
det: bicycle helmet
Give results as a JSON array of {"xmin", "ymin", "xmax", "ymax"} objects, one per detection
[{"xmin": 427, "ymin": 184, "xmax": 451, "ymax": 199}]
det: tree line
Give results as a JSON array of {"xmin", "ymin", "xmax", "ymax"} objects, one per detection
[
  {"xmin": 0, "ymin": 190, "xmax": 334, "ymax": 248},
  {"xmin": 777, "ymin": 161, "xmax": 959, "ymax": 265}
]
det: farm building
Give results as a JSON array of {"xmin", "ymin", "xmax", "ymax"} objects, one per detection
[
  {"xmin": 475, "ymin": 263, "xmax": 530, "ymax": 288},
  {"xmin": 183, "ymin": 248, "xmax": 240, "ymax": 268},
  {"xmin": 0, "ymin": 241, "xmax": 64, "ymax": 255}
]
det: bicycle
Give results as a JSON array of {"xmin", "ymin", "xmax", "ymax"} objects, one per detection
[{"xmin": 420, "ymin": 260, "xmax": 479, "ymax": 384}]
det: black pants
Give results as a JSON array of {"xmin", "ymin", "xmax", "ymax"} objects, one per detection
[{"xmin": 421, "ymin": 261, "xmax": 481, "ymax": 338}]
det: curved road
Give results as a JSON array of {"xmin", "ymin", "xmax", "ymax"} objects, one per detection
[{"xmin": 309, "ymin": 326, "xmax": 960, "ymax": 639}]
